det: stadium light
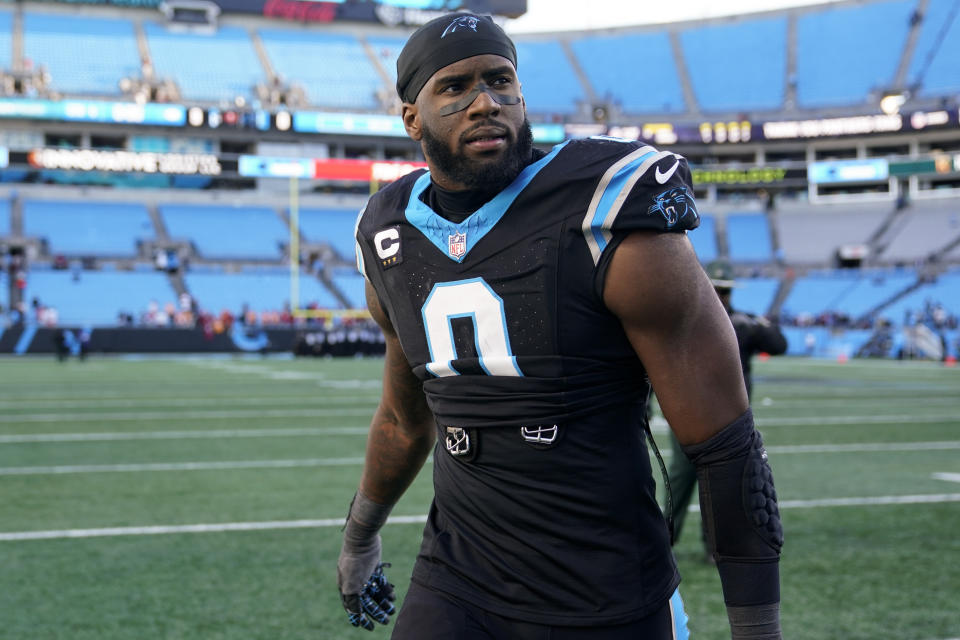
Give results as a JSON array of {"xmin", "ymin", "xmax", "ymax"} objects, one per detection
[{"xmin": 879, "ymin": 92, "xmax": 907, "ymax": 115}]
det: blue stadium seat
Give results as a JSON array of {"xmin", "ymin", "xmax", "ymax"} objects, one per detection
[
  {"xmin": 185, "ymin": 270, "xmax": 339, "ymax": 315},
  {"xmin": 689, "ymin": 213, "xmax": 718, "ymax": 262},
  {"xmin": 144, "ymin": 23, "xmax": 264, "ymax": 103},
  {"xmin": 332, "ymin": 269, "xmax": 365, "ymax": 309},
  {"xmin": 680, "ymin": 16, "xmax": 787, "ymax": 112},
  {"xmin": 259, "ymin": 29, "xmax": 382, "ymax": 110},
  {"xmin": 23, "ymin": 200, "xmax": 155, "ymax": 256},
  {"xmin": 726, "ymin": 212, "xmax": 773, "ymax": 262},
  {"xmin": 731, "ymin": 278, "xmax": 780, "ymax": 317},
  {"xmin": 25, "ymin": 269, "xmax": 177, "ymax": 325},
  {"xmin": 907, "ymin": 0, "xmax": 960, "ymax": 96},
  {"xmin": 878, "ymin": 268, "xmax": 960, "ymax": 322},
  {"xmin": 22, "ymin": 13, "xmax": 140, "ymax": 96},
  {"xmin": 160, "ymin": 204, "xmax": 288, "ymax": 260},
  {"xmin": 569, "ymin": 31, "xmax": 686, "ymax": 113},
  {"xmin": 795, "ymin": 0, "xmax": 915, "ymax": 107},
  {"xmin": 513, "ymin": 40, "xmax": 585, "ymax": 115},
  {"xmin": 0, "ymin": 198, "xmax": 10, "ymax": 236},
  {"xmin": 297, "ymin": 207, "xmax": 360, "ymax": 262},
  {"xmin": 365, "ymin": 35, "xmax": 407, "ymax": 83},
  {"xmin": 782, "ymin": 269, "xmax": 916, "ymax": 320},
  {"xmin": 0, "ymin": 10, "xmax": 12, "ymax": 71}
]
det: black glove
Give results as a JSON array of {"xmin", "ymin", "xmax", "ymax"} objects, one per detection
[
  {"xmin": 340, "ymin": 562, "xmax": 396, "ymax": 631},
  {"xmin": 337, "ymin": 491, "xmax": 395, "ymax": 631}
]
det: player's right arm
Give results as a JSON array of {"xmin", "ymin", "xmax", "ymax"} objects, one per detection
[
  {"xmin": 337, "ymin": 280, "xmax": 435, "ymax": 631},
  {"xmin": 359, "ymin": 279, "xmax": 436, "ymax": 504}
]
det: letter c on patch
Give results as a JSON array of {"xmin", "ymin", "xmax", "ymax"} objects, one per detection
[{"xmin": 374, "ymin": 228, "xmax": 400, "ymax": 260}]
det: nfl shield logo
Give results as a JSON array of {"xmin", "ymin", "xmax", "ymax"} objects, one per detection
[{"xmin": 448, "ymin": 232, "xmax": 467, "ymax": 259}]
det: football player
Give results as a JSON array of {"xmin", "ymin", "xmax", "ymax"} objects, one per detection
[{"xmin": 338, "ymin": 13, "xmax": 783, "ymax": 639}]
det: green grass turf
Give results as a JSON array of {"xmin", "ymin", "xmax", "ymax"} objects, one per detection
[{"xmin": 1, "ymin": 355, "xmax": 958, "ymax": 639}]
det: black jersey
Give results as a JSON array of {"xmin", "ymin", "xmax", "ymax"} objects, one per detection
[{"xmin": 355, "ymin": 137, "xmax": 700, "ymax": 626}]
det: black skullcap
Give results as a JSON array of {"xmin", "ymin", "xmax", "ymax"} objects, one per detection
[{"xmin": 396, "ymin": 13, "xmax": 517, "ymax": 104}]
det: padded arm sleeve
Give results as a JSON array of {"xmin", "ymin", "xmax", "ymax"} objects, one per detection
[{"xmin": 682, "ymin": 409, "xmax": 784, "ymax": 639}]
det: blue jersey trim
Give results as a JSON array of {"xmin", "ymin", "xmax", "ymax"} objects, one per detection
[
  {"xmin": 670, "ymin": 588, "xmax": 690, "ymax": 640},
  {"xmin": 589, "ymin": 150, "xmax": 657, "ymax": 255},
  {"xmin": 404, "ymin": 141, "xmax": 570, "ymax": 263}
]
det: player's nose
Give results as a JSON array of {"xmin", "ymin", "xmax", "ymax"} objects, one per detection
[{"xmin": 466, "ymin": 89, "xmax": 501, "ymax": 117}]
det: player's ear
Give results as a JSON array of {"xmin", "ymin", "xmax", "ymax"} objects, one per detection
[{"xmin": 402, "ymin": 103, "xmax": 422, "ymax": 142}]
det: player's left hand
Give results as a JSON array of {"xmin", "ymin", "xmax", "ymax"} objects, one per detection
[{"xmin": 340, "ymin": 562, "xmax": 396, "ymax": 631}]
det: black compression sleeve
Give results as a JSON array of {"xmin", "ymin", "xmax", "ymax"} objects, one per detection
[{"xmin": 681, "ymin": 409, "xmax": 783, "ymax": 637}]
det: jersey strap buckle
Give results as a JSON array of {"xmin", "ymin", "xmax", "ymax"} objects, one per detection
[
  {"xmin": 520, "ymin": 424, "xmax": 560, "ymax": 448},
  {"xmin": 444, "ymin": 426, "xmax": 474, "ymax": 459}
]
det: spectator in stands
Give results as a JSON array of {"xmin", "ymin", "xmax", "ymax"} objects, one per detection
[{"xmin": 666, "ymin": 260, "xmax": 787, "ymax": 559}]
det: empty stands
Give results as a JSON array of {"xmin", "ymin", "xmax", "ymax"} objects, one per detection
[
  {"xmin": 160, "ymin": 204, "xmax": 288, "ymax": 260},
  {"xmin": 25, "ymin": 268, "xmax": 176, "ymax": 325},
  {"xmin": 296, "ymin": 207, "xmax": 359, "ymax": 262},
  {"xmin": 569, "ymin": 31, "xmax": 686, "ymax": 113},
  {"xmin": 23, "ymin": 200, "xmax": 154, "ymax": 256},
  {"xmin": 331, "ymin": 268, "xmax": 366, "ymax": 309},
  {"xmin": 907, "ymin": 0, "xmax": 960, "ymax": 96},
  {"xmin": 689, "ymin": 213, "xmax": 718, "ymax": 262},
  {"xmin": 143, "ymin": 22, "xmax": 264, "ymax": 103},
  {"xmin": 259, "ymin": 29, "xmax": 382, "ymax": 110},
  {"xmin": 680, "ymin": 16, "xmax": 787, "ymax": 112},
  {"xmin": 781, "ymin": 268, "xmax": 916, "ymax": 320},
  {"xmin": 795, "ymin": 0, "xmax": 915, "ymax": 107},
  {"xmin": 0, "ymin": 10, "xmax": 12, "ymax": 72},
  {"xmin": 879, "ymin": 267, "xmax": 960, "ymax": 322},
  {"xmin": 22, "ymin": 12, "xmax": 140, "ymax": 96},
  {"xmin": 513, "ymin": 40, "xmax": 585, "ymax": 115},
  {"xmin": 731, "ymin": 277, "xmax": 780, "ymax": 316},
  {"xmin": 0, "ymin": 198, "xmax": 9, "ymax": 236},
  {"xmin": 774, "ymin": 203, "xmax": 889, "ymax": 265},
  {"xmin": 184, "ymin": 268, "xmax": 339, "ymax": 316},
  {"xmin": 726, "ymin": 212, "xmax": 774, "ymax": 262},
  {"xmin": 881, "ymin": 202, "xmax": 960, "ymax": 261}
]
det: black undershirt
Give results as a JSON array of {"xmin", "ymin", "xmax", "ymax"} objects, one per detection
[{"xmin": 423, "ymin": 149, "xmax": 547, "ymax": 223}]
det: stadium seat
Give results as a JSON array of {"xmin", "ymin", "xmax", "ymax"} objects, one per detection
[
  {"xmin": 23, "ymin": 200, "xmax": 155, "ymax": 256},
  {"xmin": 24, "ymin": 269, "xmax": 177, "ymax": 325},
  {"xmin": 731, "ymin": 277, "xmax": 780, "ymax": 316},
  {"xmin": 258, "ymin": 29, "xmax": 383, "ymax": 110},
  {"xmin": 726, "ymin": 212, "xmax": 774, "ymax": 262},
  {"xmin": 0, "ymin": 10, "xmax": 13, "ymax": 72},
  {"xmin": 143, "ymin": 23, "xmax": 265, "ymax": 103},
  {"xmin": 774, "ymin": 202, "xmax": 889, "ymax": 265},
  {"xmin": 680, "ymin": 16, "xmax": 787, "ymax": 112},
  {"xmin": 365, "ymin": 35, "xmax": 408, "ymax": 84},
  {"xmin": 907, "ymin": 0, "xmax": 960, "ymax": 96},
  {"xmin": 795, "ymin": 0, "xmax": 915, "ymax": 107},
  {"xmin": 0, "ymin": 198, "xmax": 10, "ymax": 236},
  {"xmin": 331, "ymin": 269, "xmax": 365, "ymax": 309},
  {"xmin": 569, "ymin": 31, "xmax": 686, "ymax": 113},
  {"xmin": 184, "ymin": 269, "xmax": 339, "ymax": 315},
  {"xmin": 22, "ymin": 12, "xmax": 141, "ymax": 96},
  {"xmin": 878, "ymin": 267, "xmax": 960, "ymax": 322},
  {"xmin": 160, "ymin": 204, "xmax": 288, "ymax": 260},
  {"xmin": 296, "ymin": 207, "xmax": 361, "ymax": 263},
  {"xmin": 513, "ymin": 40, "xmax": 585, "ymax": 115},
  {"xmin": 689, "ymin": 213, "xmax": 718, "ymax": 262}
]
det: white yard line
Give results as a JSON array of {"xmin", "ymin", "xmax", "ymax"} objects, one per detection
[
  {"xmin": 4, "ymin": 494, "xmax": 959, "ymax": 542},
  {"xmin": 0, "ymin": 457, "xmax": 366, "ymax": 475},
  {"xmin": 932, "ymin": 472, "xmax": 960, "ymax": 484},
  {"xmin": 0, "ymin": 427, "xmax": 369, "ymax": 443},
  {"xmin": 0, "ymin": 408, "xmax": 372, "ymax": 423},
  {"xmin": 0, "ymin": 395, "xmax": 377, "ymax": 410}
]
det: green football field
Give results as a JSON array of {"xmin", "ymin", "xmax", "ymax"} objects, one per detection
[{"xmin": 1, "ymin": 355, "xmax": 958, "ymax": 639}]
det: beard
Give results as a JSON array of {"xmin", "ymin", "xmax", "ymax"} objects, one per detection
[{"xmin": 421, "ymin": 118, "xmax": 534, "ymax": 193}]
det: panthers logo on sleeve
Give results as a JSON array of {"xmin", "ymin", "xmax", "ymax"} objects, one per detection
[{"xmin": 647, "ymin": 186, "xmax": 699, "ymax": 228}]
